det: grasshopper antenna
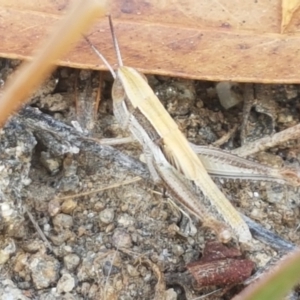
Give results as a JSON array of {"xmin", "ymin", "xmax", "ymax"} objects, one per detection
[
  {"xmin": 83, "ymin": 35, "xmax": 116, "ymax": 79},
  {"xmin": 108, "ymin": 15, "xmax": 123, "ymax": 67}
]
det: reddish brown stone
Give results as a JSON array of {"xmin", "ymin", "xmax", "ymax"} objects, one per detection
[{"xmin": 186, "ymin": 241, "xmax": 255, "ymax": 287}]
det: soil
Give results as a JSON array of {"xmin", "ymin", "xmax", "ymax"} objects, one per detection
[{"xmin": 0, "ymin": 58, "xmax": 300, "ymax": 299}]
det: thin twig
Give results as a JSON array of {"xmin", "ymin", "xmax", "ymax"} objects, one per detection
[
  {"xmin": 232, "ymin": 123, "xmax": 300, "ymax": 157},
  {"xmin": 25, "ymin": 206, "xmax": 53, "ymax": 252},
  {"xmin": 212, "ymin": 124, "xmax": 238, "ymax": 147},
  {"xmin": 57, "ymin": 177, "xmax": 142, "ymax": 200}
]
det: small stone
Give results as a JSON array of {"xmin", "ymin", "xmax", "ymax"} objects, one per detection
[
  {"xmin": 49, "ymin": 230, "xmax": 73, "ymax": 246},
  {"xmin": 59, "ymin": 175, "xmax": 79, "ymax": 192},
  {"xmin": 28, "ymin": 253, "xmax": 60, "ymax": 289},
  {"xmin": 99, "ymin": 208, "xmax": 115, "ymax": 224},
  {"xmin": 0, "ymin": 238, "xmax": 16, "ymax": 264},
  {"xmin": 63, "ymin": 155, "xmax": 78, "ymax": 177},
  {"xmin": 216, "ymin": 82, "xmax": 241, "ymax": 109},
  {"xmin": 127, "ymin": 264, "xmax": 139, "ymax": 277},
  {"xmin": 285, "ymin": 85, "xmax": 298, "ymax": 99},
  {"xmin": 57, "ymin": 273, "xmax": 75, "ymax": 293},
  {"xmin": 250, "ymin": 208, "xmax": 266, "ymax": 221},
  {"xmin": 253, "ymin": 192, "xmax": 260, "ymax": 198},
  {"xmin": 0, "ymin": 250, "xmax": 10, "ymax": 265},
  {"xmin": 105, "ymin": 223, "xmax": 115, "ymax": 233},
  {"xmin": 79, "ymin": 69, "xmax": 91, "ymax": 81},
  {"xmin": 283, "ymin": 209, "xmax": 297, "ymax": 227},
  {"xmin": 164, "ymin": 288, "xmax": 177, "ymax": 300},
  {"xmin": 52, "ymin": 213, "xmax": 73, "ymax": 229},
  {"xmin": 87, "ymin": 182, "xmax": 94, "ymax": 189},
  {"xmin": 168, "ymin": 223, "xmax": 180, "ymax": 236},
  {"xmin": 278, "ymin": 112, "xmax": 293, "ymax": 123},
  {"xmin": 102, "ymin": 261, "xmax": 120, "ymax": 276},
  {"xmin": 121, "ymin": 203, "xmax": 128, "ymax": 212},
  {"xmin": 117, "ymin": 214, "xmax": 135, "ymax": 227},
  {"xmin": 22, "ymin": 240, "xmax": 44, "ymax": 253},
  {"xmin": 138, "ymin": 265, "xmax": 148, "ymax": 277},
  {"xmin": 81, "ymin": 282, "xmax": 90, "ymax": 297},
  {"xmin": 112, "ymin": 229, "xmax": 132, "ymax": 248},
  {"xmin": 63, "ymin": 254, "xmax": 80, "ymax": 271},
  {"xmin": 39, "ymin": 94, "xmax": 67, "ymax": 111},
  {"xmin": 94, "ymin": 201, "xmax": 105, "ymax": 212},
  {"xmin": 13, "ymin": 252, "xmax": 29, "ymax": 274},
  {"xmin": 0, "ymin": 279, "xmax": 30, "ymax": 300},
  {"xmin": 61, "ymin": 199, "xmax": 77, "ymax": 214},
  {"xmin": 48, "ymin": 199, "xmax": 61, "ymax": 216},
  {"xmin": 266, "ymin": 185, "xmax": 285, "ymax": 204},
  {"xmin": 172, "ymin": 245, "xmax": 184, "ymax": 257},
  {"xmin": 40, "ymin": 151, "xmax": 61, "ymax": 175},
  {"xmin": 63, "ymin": 245, "xmax": 72, "ymax": 253}
]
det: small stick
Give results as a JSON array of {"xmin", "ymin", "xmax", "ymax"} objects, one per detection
[
  {"xmin": 232, "ymin": 123, "xmax": 300, "ymax": 157},
  {"xmin": 57, "ymin": 177, "xmax": 141, "ymax": 200},
  {"xmin": 240, "ymin": 84, "xmax": 255, "ymax": 145},
  {"xmin": 25, "ymin": 206, "xmax": 53, "ymax": 252},
  {"xmin": 212, "ymin": 124, "xmax": 238, "ymax": 147}
]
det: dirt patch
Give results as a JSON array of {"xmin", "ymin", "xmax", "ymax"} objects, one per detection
[{"xmin": 0, "ymin": 59, "xmax": 299, "ymax": 299}]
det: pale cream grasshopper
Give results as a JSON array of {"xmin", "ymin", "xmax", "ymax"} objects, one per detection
[{"xmin": 84, "ymin": 17, "xmax": 252, "ymax": 245}]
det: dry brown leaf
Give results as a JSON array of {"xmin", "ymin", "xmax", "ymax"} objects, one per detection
[
  {"xmin": 1, "ymin": 0, "xmax": 300, "ymax": 83},
  {"xmin": 281, "ymin": 0, "xmax": 300, "ymax": 33}
]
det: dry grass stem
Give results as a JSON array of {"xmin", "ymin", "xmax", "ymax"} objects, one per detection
[
  {"xmin": 57, "ymin": 177, "xmax": 142, "ymax": 200},
  {"xmin": 0, "ymin": 0, "xmax": 106, "ymax": 126},
  {"xmin": 232, "ymin": 123, "xmax": 300, "ymax": 157}
]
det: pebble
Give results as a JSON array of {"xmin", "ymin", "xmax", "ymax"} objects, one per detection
[
  {"xmin": 63, "ymin": 254, "xmax": 80, "ymax": 271},
  {"xmin": 266, "ymin": 185, "xmax": 285, "ymax": 204},
  {"xmin": 28, "ymin": 254, "xmax": 60, "ymax": 289},
  {"xmin": 102, "ymin": 260, "xmax": 120, "ymax": 276},
  {"xmin": 0, "ymin": 279, "xmax": 29, "ymax": 300},
  {"xmin": 105, "ymin": 223, "xmax": 115, "ymax": 233},
  {"xmin": 49, "ymin": 230, "xmax": 73, "ymax": 246},
  {"xmin": 57, "ymin": 273, "xmax": 75, "ymax": 293},
  {"xmin": 0, "ymin": 238, "xmax": 16, "ymax": 264},
  {"xmin": 99, "ymin": 208, "xmax": 115, "ymax": 224},
  {"xmin": 52, "ymin": 214, "xmax": 73, "ymax": 229},
  {"xmin": 40, "ymin": 151, "xmax": 61, "ymax": 175},
  {"xmin": 61, "ymin": 199, "xmax": 77, "ymax": 214},
  {"xmin": 117, "ymin": 214, "xmax": 135, "ymax": 227},
  {"xmin": 138, "ymin": 265, "xmax": 148, "ymax": 277},
  {"xmin": 165, "ymin": 289, "xmax": 178, "ymax": 300},
  {"xmin": 59, "ymin": 175, "xmax": 79, "ymax": 192},
  {"xmin": 172, "ymin": 245, "xmax": 184, "ymax": 257},
  {"xmin": 112, "ymin": 229, "xmax": 132, "ymax": 248},
  {"xmin": 127, "ymin": 264, "xmax": 139, "ymax": 277},
  {"xmin": 216, "ymin": 81, "xmax": 241, "ymax": 109},
  {"xmin": 22, "ymin": 240, "xmax": 44, "ymax": 253},
  {"xmin": 121, "ymin": 203, "xmax": 129, "ymax": 212},
  {"xmin": 94, "ymin": 201, "xmax": 105, "ymax": 212},
  {"xmin": 48, "ymin": 199, "xmax": 61, "ymax": 216}
]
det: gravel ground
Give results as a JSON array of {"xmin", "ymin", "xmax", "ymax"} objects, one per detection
[{"xmin": 0, "ymin": 58, "xmax": 300, "ymax": 299}]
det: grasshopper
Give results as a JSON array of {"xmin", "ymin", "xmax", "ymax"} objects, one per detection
[{"xmin": 84, "ymin": 16, "xmax": 252, "ymax": 245}]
